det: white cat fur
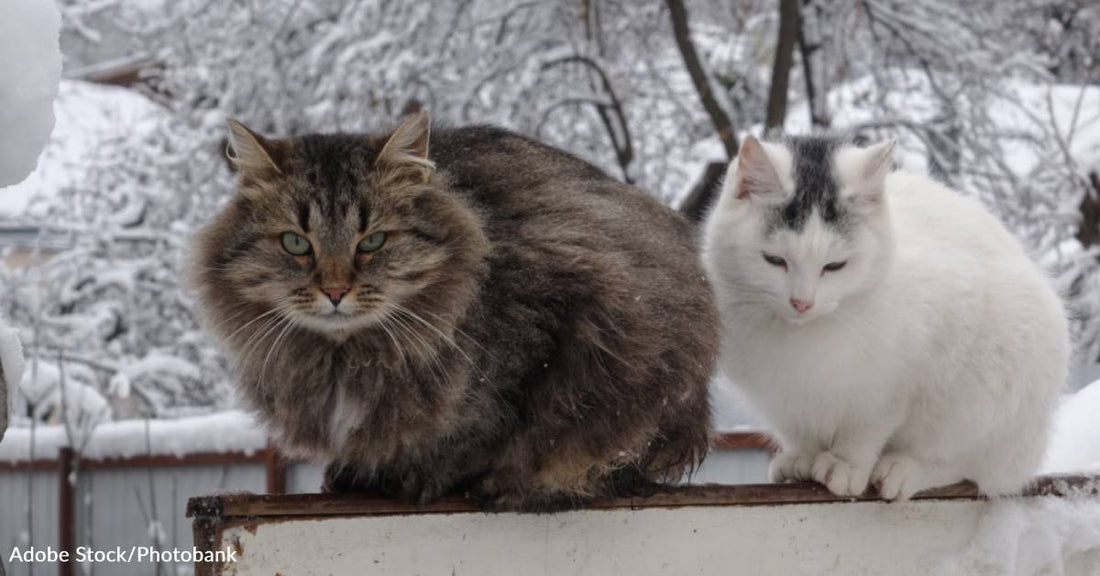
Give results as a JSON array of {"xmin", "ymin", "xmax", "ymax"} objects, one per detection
[{"xmin": 702, "ymin": 137, "xmax": 1069, "ymax": 500}]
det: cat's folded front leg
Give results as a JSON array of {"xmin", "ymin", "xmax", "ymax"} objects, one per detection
[
  {"xmin": 811, "ymin": 452, "xmax": 874, "ymax": 497},
  {"xmin": 768, "ymin": 449, "xmax": 817, "ymax": 483},
  {"xmin": 870, "ymin": 452, "xmax": 964, "ymax": 501},
  {"xmin": 810, "ymin": 417, "xmax": 898, "ymax": 497}
]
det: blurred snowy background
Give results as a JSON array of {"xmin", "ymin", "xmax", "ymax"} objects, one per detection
[{"xmin": 0, "ymin": 0, "xmax": 1098, "ymax": 466}]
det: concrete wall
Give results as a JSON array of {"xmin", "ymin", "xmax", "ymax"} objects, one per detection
[{"xmin": 0, "ymin": 450, "xmax": 769, "ymax": 575}]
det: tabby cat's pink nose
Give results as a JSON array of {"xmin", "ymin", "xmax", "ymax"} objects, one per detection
[
  {"xmin": 789, "ymin": 298, "xmax": 813, "ymax": 313},
  {"xmin": 323, "ymin": 286, "xmax": 350, "ymax": 306}
]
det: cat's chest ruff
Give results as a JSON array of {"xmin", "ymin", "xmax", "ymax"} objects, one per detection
[
  {"xmin": 723, "ymin": 308, "xmax": 891, "ymax": 392},
  {"xmin": 326, "ymin": 380, "xmax": 364, "ymax": 452},
  {"xmin": 320, "ymin": 348, "xmax": 372, "ymax": 453}
]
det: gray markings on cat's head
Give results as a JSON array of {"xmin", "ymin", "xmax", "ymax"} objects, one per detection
[{"xmin": 764, "ymin": 134, "xmax": 853, "ymax": 235}]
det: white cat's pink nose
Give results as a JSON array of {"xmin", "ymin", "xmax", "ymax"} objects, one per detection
[{"xmin": 789, "ymin": 298, "xmax": 813, "ymax": 313}]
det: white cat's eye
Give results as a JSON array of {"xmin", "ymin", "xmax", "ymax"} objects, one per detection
[
  {"xmin": 357, "ymin": 232, "xmax": 387, "ymax": 253},
  {"xmin": 281, "ymin": 232, "xmax": 312, "ymax": 256},
  {"xmin": 823, "ymin": 261, "xmax": 848, "ymax": 273},
  {"xmin": 762, "ymin": 253, "xmax": 787, "ymax": 268}
]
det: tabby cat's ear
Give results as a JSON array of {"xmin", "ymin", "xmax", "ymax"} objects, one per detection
[
  {"xmin": 225, "ymin": 119, "xmax": 285, "ymax": 183},
  {"xmin": 376, "ymin": 111, "xmax": 435, "ymax": 185},
  {"xmin": 730, "ymin": 136, "xmax": 786, "ymax": 202}
]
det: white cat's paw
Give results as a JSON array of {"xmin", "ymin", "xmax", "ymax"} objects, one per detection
[
  {"xmin": 871, "ymin": 453, "xmax": 921, "ymax": 501},
  {"xmin": 811, "ymin": 452, "xmax": 871, "ymax": 496},
  {"xmin": 768, "ymin": 451, "xmax": 816, "ymax": 483}
]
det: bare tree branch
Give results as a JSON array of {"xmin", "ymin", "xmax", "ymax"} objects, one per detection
[
  {"xmin": 664, "ymin": 0, "xmax": 738, "ymax": 158},
  {"xmin": 766, "ymin": 0, "xmax": 800, "ymax": 129},
  {"xmin": 542, "ymin": 54, "xmax": 634, "ymax": 182}
]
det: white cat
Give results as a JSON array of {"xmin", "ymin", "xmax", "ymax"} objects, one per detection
[{"xmin": 702, "ymin": 135, "xmax": 1069, "ymax": 500}]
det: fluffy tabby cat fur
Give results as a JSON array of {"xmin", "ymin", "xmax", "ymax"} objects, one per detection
[{"xmin": 194, "ymin": 112, "xmax": 717, "ymax": 511}]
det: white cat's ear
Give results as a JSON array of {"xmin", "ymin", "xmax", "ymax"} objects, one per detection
[
  {"xmin": 225, "ymin": 119, "xmax": 285, "ymax": 181},
  {"xmin": 376, "ymin": 111, "xmax": 435, "ymax": 185},
  {"xmin": 858, "ymin": 139, "xmax": 895, "ymax": 186},
  {"xmin": 729, "ymin": 136, "xmax": 786, "ymax": 203},
  {"xmin": 838, "ymin": 140, "xmax": 895, "ymax": 207}
]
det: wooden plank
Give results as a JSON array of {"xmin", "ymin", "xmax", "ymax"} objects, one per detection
[
  {"xmin": 80, "ymin": 451, "xmax": 270, "ymax": 470},
  {"xmin": 713, "ymin": 431, "xmax": 772, "ymax": 451},
  {"xmin": 186, "ymin": 474, "xmax": 1100, "ymax": 520},
  {"xmin": 0, "ymin": 459, "xmax": 59, "ymax": 472},
  {"xmin": 0, "ymin": 450, "xmax": 271, "ymax": 472},
  {"xmin": 263, "ymin": 446, "xmax": 286, "ymax": 494}
]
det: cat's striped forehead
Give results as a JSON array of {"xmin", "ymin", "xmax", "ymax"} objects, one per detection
[
  {"xmin": 281, "ymin": 134, "xmax": 387, "ymax": 236},
  {"xmin": 766, "ymin": 135, "xmax": 852, "ymax": 234}
]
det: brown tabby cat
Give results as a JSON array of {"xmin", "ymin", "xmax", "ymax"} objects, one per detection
[{"xmin": 194, "ymin": 112, "xmax": 717, "ymax": 511}]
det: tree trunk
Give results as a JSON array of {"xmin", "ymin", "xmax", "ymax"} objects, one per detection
[
  {"xmin": 797, "ymin": 0, "xmax": 829, "ymax": 127},
  {"xmin": 0, "ymin": 351, "xmax": 7, "ymax": 446},
  {"xmin": 679, "ymin": 161, "xmax": 728, "ymax": 222},
  {"xmin": 665, "ymin": 0, "xmax": 738, "ymax": 158},
  {"xmin": 1079, "ymin": 172, "xmax": 1100, "ymax": 250},
  {"xmin": 766, "ymin": 0, "xmax": 800, "ymax": 129}
]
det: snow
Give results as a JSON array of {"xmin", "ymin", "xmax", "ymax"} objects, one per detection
[
  {"xmin": 120, "ymin": 350, "xmax": 202, "ymax": 383},
  {"xmin": 18, "ymin": 360, "xmax": 111, "ymax": 449},
  {"xmin": 0, "ymin": 0, "xmax": 62, "ymax": 187},
  {"xmin": 1043, "ymin": 379, "xmax": 1100, "ymax": 474},
  {"xmin": 0, "ymin": 324, "xmax": 26, "ymax": 393},
  {"xmin": 937, "ymin": 494, "xmax": 1100, "ymax": 576},
  {"xmin": 0, "ymin": 322, "xmax": 25, "ymax": 441},
  {"xmin": 0, "ymin": 409, "xmax": 266, "ymax": 462},
  {"xmin": 784, "ymin": 72, "xmax": 1100, "ymax": 182},
  {"xmin": 0, "ymin": 79, "xmax": 167, "ymax": 216}
]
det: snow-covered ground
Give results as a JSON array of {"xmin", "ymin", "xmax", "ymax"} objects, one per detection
[{"xmin": 938, "ymin": 492, "xmax": 1100, "ymax": 575}]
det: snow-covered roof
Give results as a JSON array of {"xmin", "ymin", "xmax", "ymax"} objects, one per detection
[{"xmin": 0, "ymin": 409, "xmax": 266, "ymax": 463}]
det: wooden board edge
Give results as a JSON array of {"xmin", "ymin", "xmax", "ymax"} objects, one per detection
[{"xmin": 185, "ymin": 474, "xmax": 1100, "ymax": 520}]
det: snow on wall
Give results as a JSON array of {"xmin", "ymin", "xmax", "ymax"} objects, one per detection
[
  {"xmin": 1043, "ymin": 379, "xmax": 1100, "ymax": 475},
  {"xmin": 0, "ymin": 0, "xmax": 62, "ymax": 187},
  {"xmin": 0, "ymin": 409, "xmax": 266, "ymax": 463},
  {"xmin": 938, "ymin": 493, "xmax": 1100, "ymax": 576}
]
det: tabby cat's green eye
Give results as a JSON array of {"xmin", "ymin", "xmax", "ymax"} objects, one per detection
[
  {"xmin": 357, "ymin": 232, "xmax": 386, "ymax": 253},
  {"xmin": 281, "ymin": 232, "xmax": 312, "ymax": 256}
]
